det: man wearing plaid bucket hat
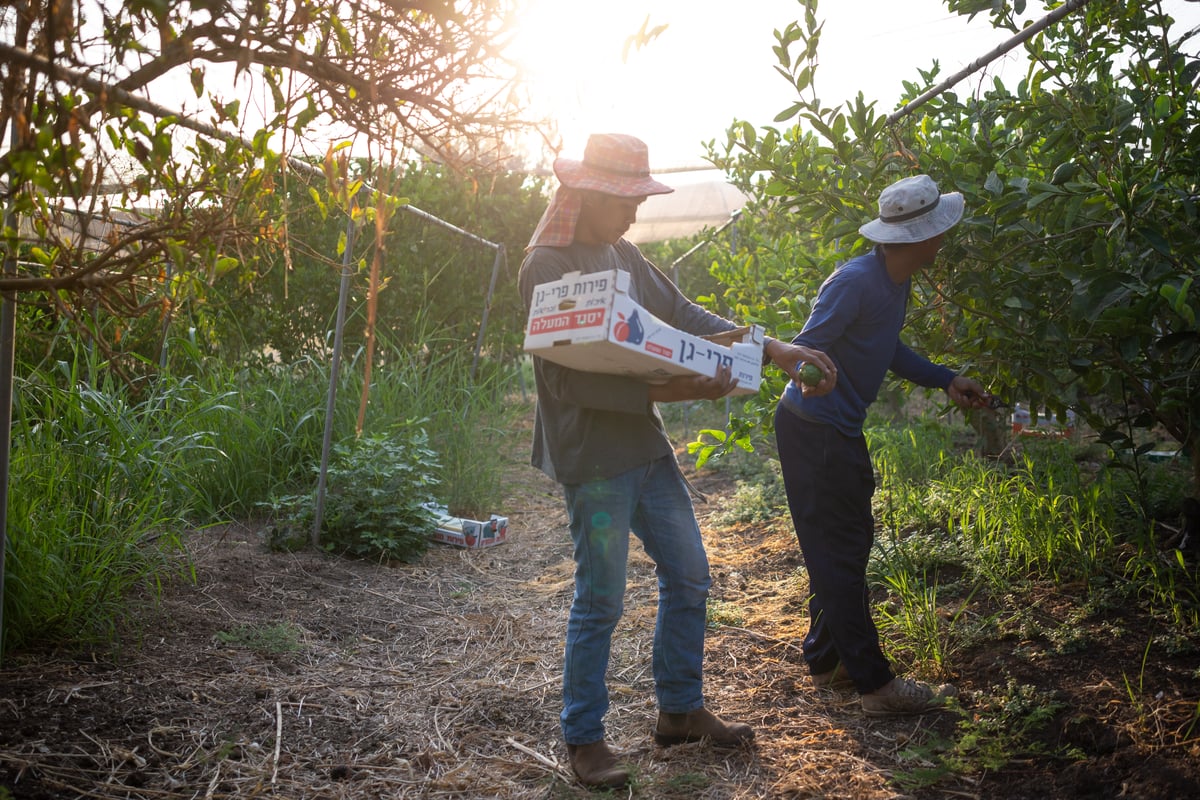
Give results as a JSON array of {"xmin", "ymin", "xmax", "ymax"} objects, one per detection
[
  {"xmin": 774, "ymin": 174, "xmax": 991, "ymax": 717},
  {"xmin": 519, "ymin": 133, "xmax": 837, "ymax": 788}
]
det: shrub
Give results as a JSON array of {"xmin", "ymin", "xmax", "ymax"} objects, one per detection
[{"xmin": 265, "ymin": 423, "xmax": 440, "ymax": 562}]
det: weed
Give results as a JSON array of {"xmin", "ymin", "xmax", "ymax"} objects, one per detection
[
  {"xmin": 1184, "ymin": 700, "xmax": 1200, "ymax": 739},
  {"xmin": 1045, "ymin": 607, "xmax": 1125, "ymax": 656},
  {"xmin": 895, "ymin": 680, "xmax": 1065, "ymax": 790},
  {"xmin": 265, "ymin": 424, "xmax": 440, "ymax": 562},
  {"xmin": 1153, "ymin": 631, "xmax": 1198, "ymax": 657},
  {"xmin": 707, "ymin": 600, "xmax": 746, "ymax": 628},
  {"xmin": 875, "ymin": 571, "xmax": 979, "ymax": 674},
  {"xmin": 3, "ymin": 363, "xmax": 196, "ymax": 650},
  {"xmin": 215, "ymin": 623, "xmax": 302, "ymax": 655},
  {"xmin": 713, "ymin": 473, "xmax": 788, "ymax": 526},
  {"xmin": 662, "ymin": 772, "xmax": 711, "ymax": 792}
]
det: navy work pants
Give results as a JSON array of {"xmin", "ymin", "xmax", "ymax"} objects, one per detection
[{"xmin": 774, "ymin": 404, "xmax": 894, "ymax": 693}]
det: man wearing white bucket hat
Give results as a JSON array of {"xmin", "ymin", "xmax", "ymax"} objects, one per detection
[
  {"xmin": 774, "ymin": 174, "xmax": 989, "ymax": 717},
  {"xmin": 519, "ymin": 133, "xmax": 837, "ymax": 788}
]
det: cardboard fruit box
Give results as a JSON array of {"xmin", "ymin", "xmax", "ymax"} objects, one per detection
[
  {"xmin": 424, "ymin": 504, "xmax": 509, "ymax": 549},
  {"xmin": 524, "ymin": 269, "xmax": 764, "ymax": 395}
]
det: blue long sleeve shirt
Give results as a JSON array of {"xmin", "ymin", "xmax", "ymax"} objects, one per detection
[{"xmin": 780, "ymin": 246, "xmax": 955, "ymax": 437}]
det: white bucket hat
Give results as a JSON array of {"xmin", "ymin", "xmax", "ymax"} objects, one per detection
[{"xmin": 858, "ymin": 175, "xmax": 964, "ymax": 244}]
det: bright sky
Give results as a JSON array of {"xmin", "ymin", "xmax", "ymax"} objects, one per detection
[{"xmin": 509, "ymin": 0, "xmax": 1200, "ymax": 174}]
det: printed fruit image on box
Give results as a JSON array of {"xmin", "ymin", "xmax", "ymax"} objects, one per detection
[
  {"xmin": 424, "ymin": 503, "xmax": 508, "ymax": 549},
  {"xmin": 524, "ymin": 269, "xmax": 763, "ymax": 395}
]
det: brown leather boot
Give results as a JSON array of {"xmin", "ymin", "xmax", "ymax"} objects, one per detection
[
  {"xmin": 653, "ymin": 707, "xmax": 755, "ymax": 748},
  {"xmin": 565, "ymin": 741, "xmax": 629, "ymax": 789}
]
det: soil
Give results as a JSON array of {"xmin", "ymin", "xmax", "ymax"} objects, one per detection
[{"xmin": 2, "ymin": 439, "xmax": 1199, "ymax": 799}]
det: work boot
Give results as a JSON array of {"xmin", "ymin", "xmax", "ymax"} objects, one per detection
[
  {"xmin": 861, "ymin": 677, "xmax": 958, "ymax": 717},
  {"xmin": 811, "ymin": 662, "xmax": 855, "ymax": 692},
  {"xmin": 653, "ymin": 707, "xmax": 755, "ymax": 748},
  {"xmin": 565, "ymin": 741, "xmax": 629, "ymax": 789}
]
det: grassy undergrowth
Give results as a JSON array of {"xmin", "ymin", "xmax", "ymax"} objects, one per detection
[
  {"xmin": 670, "ymin": 397, "xmax": 1199, "ymax": 788},
  {"xmin": 1, "ymin": 338, "xmax": 520, "ymax": 654},
  {"xmin": 7, "ymin": 365, "xmax": 1197, "ymax": 788}
]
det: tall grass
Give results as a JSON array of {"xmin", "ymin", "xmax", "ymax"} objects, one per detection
[
  {"xmin": 171, "ymin": 352, "xmax": 336, "ymax": 519},
  {"xmin": 953, "ymin": 455, "xmax": 1119, "ymax": 586},
  {"xmin": 688, "ymin": 412, "xmax": 1195, "ymax": 784},
  {"xmin": 2, "ymin": 335, "xmax": 524, "ymax": 653},
  {"xmin": 354, "ymin": 332, "xmax": 523, "ymax": 518},
  {"xmin": 866, "ymin": 422, "xmax": 1197, "ymax": 670},
  {"xmin": 5, "ymin": 358, "xmax": 203, "ymax": 650},
  {"xmin": 871, "ymin": 422, "xmax": 959, "ymax": 538},
  {"xmin": 867, "ymin": 423, "xmax": 1197, "ymax": 787},
  {"xmin": 153, "ymin": 333, "xmax": 521, "ymax": 519}
]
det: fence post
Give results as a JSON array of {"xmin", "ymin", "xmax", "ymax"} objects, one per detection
[
  {"xmin": 0, "ymin": 116, "xmax": 20, "ymax": 665},
  {"xmin": 312, "ymin": 199, "xmax": 361, "ymax": 547}
]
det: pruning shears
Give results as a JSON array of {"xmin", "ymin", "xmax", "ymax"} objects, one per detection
[{"xmin": 964, "ymin": 390, "xmax": 1011, "ymax": 410}]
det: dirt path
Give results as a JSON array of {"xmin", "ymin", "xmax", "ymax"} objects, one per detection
[{"xmin": 2, "ymin": 449, "xmax": 1199, "ymax": 798}]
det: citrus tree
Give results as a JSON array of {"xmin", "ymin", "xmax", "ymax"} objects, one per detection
[
  {"xmin": 704, "ymin": 0, "xmax": 1199, "ymax": 497},
  {"xmin": 0, "ymin": 0, "xmax": 530, "ymax": 372}
]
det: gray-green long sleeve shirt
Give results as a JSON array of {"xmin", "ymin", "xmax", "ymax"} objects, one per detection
[{"xmin": 518, "ymin": 239, "xmax": 737, "ymax": 486}]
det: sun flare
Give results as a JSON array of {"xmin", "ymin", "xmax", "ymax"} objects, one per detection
[{"xmin": 507, "ymin": 1, "xmax": 681, "ymax": 163}]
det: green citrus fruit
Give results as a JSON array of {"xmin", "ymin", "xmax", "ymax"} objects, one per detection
[{"xmin": 798, "ymin": 362, "xmax": 824, "ymax": 387}]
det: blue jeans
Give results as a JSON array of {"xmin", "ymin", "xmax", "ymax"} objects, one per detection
[
  {"xmin": 774, "ymin": 404, "xmax": 894, "ymax": 694},
  {"xmin": 559, "ymin": 456, "xmax": 711, "ymax": 745}
]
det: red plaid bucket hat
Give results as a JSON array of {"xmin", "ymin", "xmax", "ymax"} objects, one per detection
[
  {"xmin": 527, "ymin": 134, "xmax": 673, "ymax": 250},
  {"xmin": 553, "ymin": 134, "xmax": 674, "ymax": 197}
]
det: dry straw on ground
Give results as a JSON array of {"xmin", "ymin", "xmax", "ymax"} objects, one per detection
[{"xmin": 2, "ymin": 448, "xmax": 1198, "ymax": 799}]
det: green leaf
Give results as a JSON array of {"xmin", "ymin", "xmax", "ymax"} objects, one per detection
[
  {"xmin": 740, "ymin": 121, "xmax": 757, "ymax": 149},
  {"xmin": 190, "ymin": 67, "xmax": 205, "ymax": 98},
  {"xmin": 1152, "ymin": 94, "xmax": 1172, "ymax": 120},
  {"xmin": 213, "ymin": 256, "xmax": 239, "ymax": 276},
  {"xmin": 1049, "ymin": 162, "xmax": 1077, "ymax": 185},
  {"xmin": 1138, "ymin": 227, "xmax": 1172, "ymax": 258},
  {"xmin": 294, "ymin": 99, "xmax": 319, "ymax": 133},
  {"xmin": 794, "ymin": 66, "xmax": 812, "ymax": 93},
  {"xmin": 308, "ymin": 187, "xmax": 328, "ymax": 219}
]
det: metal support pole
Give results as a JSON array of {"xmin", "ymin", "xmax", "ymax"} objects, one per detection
[
  {"xmin": 0, "ymin": 272, "xmax": 12, "ymax": 668},
  {"xmin": 0, "ymin": 116, "xmax": 20, "ymax": 665},
  {"xmin": 669, "ymin": 209, "xmax": 741, "ymax": 286},
  {"xmin": 311, "ymin": 203, "xmax": 360, "ymax": 547},
  {"xmin": 471, "ymin": 244, "xmax": 505, "ymax": 380},
  {"xmin": 158, "ymin": 259, "xmax": 173, "ymax": 371},
  {"xmin": 886, "ymin": 0, "xmax": 1097, "ymax": 126}
]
